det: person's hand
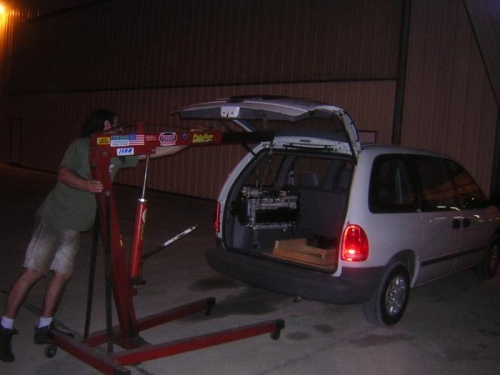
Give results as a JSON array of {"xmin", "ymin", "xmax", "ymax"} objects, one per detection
[{"xmin": 87, "ymin": 179, "xmax": 103, "ymax": 193}]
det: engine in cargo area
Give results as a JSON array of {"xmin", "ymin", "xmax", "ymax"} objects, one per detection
[{"xmin": 236, "ymin": 186, "xmax": 300, "ymax": 229}]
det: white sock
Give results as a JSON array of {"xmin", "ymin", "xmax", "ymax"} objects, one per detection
[
  {"xmin": 38, "ymin": 316, "xmax": 53, "ymax": 328},
  {"xmin": 1, "ymin": 316, "xmax": 15, "ymax": 330}
]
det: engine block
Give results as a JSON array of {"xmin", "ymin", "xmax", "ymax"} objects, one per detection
[{"xmin": 241, "ymin": 186, "xmax": 299, "ymax": 229}]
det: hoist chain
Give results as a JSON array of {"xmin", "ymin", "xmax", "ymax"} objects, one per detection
[{"xmin": 260, "ymin": 143, "xmax": 276, "ymax": 190}]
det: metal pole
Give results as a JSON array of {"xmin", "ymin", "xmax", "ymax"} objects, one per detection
[
  {"xmin": 104, "ymin": 192, "xmax": 114, "ymax": 353},
  {"xmin": 392, "ymin": 0, "xmax": 412, "ymax": 145},
  {"xmin": 83, "ymin": 215, "xmax": 99, "ymax": 343}
]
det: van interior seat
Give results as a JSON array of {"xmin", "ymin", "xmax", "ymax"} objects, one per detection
[
  {"xmin": 299, "ymin": 171, "xmax": 320, "ymax": 188},
  {"xmin": 298, "ymin": 170, "xmax": 349, "ymax": 242}
]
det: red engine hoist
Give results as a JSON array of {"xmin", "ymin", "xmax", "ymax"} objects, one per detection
[{"xmin": 46, "ymin": 124, "xmax": 282, "ymax": 374}]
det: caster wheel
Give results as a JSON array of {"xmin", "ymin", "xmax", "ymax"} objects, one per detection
[
  {"xmin": 271, "ymin": 319, "xmax": 285, "ymax": 340},
  {"xmin": 271, "ymin": 331, "xmax": 281, "ymax": 341},
  {"xmin": 44, "ymin": 344, "xmax": 57, "ymax": 358},
  {"xmin": 205, "ymin": 297, "xmax": 216, "ymax": 316}
]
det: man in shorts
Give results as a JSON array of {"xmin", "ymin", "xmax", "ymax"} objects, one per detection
[{"xmin": 0, "ymin": 109, "xmax": 185, "ymax": 362}]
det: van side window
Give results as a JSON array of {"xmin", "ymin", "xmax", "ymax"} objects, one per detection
[
  {"xmin": 369, "ymin": 155, "xmax": 418, "ymax": 213},
  {"xmin": 447, "ymin": 160, "xmax": 487, "ymax": 209},
  {"xmin": 412, "ymin": 156, "xmax": 457, "ymax": 211}
]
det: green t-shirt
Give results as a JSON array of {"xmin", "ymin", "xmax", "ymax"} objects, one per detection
[{"xmin": 38, "ymin": 138, "xmax": 139, "ymax": 231}]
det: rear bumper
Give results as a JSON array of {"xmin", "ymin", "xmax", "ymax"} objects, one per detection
[{"xmin": 207, "ymin": 242, "xmax": 383, "ymax": 305}]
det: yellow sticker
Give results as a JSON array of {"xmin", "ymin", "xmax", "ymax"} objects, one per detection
[
  {"xmin": 193, "ymin": 134, "xmax": 214, "ymax": 143},
  {"xmin": 97, "ymin": 137, "xmax": 111, "ymax": 145}
]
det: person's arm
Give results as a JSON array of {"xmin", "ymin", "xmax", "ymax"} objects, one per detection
[{"xmin": 58, "ymin": 166, "xmax": 103, "ymax": 194}]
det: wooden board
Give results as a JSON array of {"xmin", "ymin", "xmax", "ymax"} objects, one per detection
[{"xmin": 272, "ymin": 238, "xmax": 335, "ymax": 266}]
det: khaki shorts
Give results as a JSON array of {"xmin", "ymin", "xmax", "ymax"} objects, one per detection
[{"xmin": 23, "ymin": 216, "xmax": 80, "ymax": 275}]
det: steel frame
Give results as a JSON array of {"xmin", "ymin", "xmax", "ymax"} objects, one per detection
[{"xmin": 47, "ymin": 125, "xmax": 282, "ymax": 374}]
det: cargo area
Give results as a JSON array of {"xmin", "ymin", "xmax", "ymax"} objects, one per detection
[{"xmin": 222, "ymin": 148, "xmax": 353, "ymax": 271}]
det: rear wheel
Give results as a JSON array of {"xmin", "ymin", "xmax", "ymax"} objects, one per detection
[
  {"xmin": 364, "ymin": 261, "xmax": 410, "ymax": 326},
  {"xmin": 474, "ymin": 238, "xmax": 500, "ymax": 280}
]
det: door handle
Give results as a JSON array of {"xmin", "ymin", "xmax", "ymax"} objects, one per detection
[{"xmin": 462, "ymin": 218, "xmax": 471, "ymax": 228}]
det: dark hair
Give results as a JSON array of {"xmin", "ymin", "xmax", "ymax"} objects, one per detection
[{"xmin": 81, "ymin": 109, "xmax": 117, "ymax": 137}]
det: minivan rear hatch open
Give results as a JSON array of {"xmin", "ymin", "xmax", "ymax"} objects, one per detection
[
  {"xmin": 174, "ymin": 95, "xmax": 361, "ymax": 157},
  {"xmin": 175, "ymin": 96, "xmax": 359, "ymax": 271}
]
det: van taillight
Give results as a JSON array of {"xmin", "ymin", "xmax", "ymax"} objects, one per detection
[
  {"xmin": 214, "ymin": 202, "xmax": 221, "ymax": 233},
  {"xmin": 341, "ymin": 224, "xmax": 369, "ymax": 261}
]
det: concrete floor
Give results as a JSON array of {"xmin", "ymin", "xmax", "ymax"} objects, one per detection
[{"xmin": 1, "ymin": 164, "xmax": 499, "ymax": 375}]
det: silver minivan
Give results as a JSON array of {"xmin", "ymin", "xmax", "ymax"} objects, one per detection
[{"xmin": 175, "ymin": 95, "xmax": 500, "ymax": 326}]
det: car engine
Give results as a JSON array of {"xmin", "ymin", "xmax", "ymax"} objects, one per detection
[{"xmin": 237, "ymin": 186, "xmax": 300, "ymax": 229}]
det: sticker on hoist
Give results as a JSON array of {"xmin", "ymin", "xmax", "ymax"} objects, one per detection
[
  {"xmin": 129, "ymin": 134, "xmax": 145, "ymax": 146},
  {"xmin": 193, "ymin": 133, "xmax": 214, "ymax": 143},
  {"xmin": 159, "ymin": 132, "xmax": 177, "ymax": 146},
  {"xmin": 110, "ymin": 135, "xmax": 130, "ymax": 147},
  {"xmin": 117, "ymin": 147, "xmax": 135, "ymax": 156},
  {"xmin": 109, "ymin": 134, "xmax": 145, "ymax": 147},
  {"xmin": 97, "ymin": 137, "xmax": 110, "ymax": 145}
]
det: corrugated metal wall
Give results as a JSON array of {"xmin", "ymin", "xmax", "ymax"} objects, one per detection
[
  {"xmin": 463, "ymin": 0, "xmax": 500, "ymax": 108},
  {"xmin": 8, "ymin": 80, "xmax": 396, "ymax": 199},
  {"xmin": 1, "ymin": 0, "xmax": 498, "ymax": 198},
  {"xmin": 4, "ymin": 0, "xmax": 402, "ymax": 199},
  {"xmin": 402, "ymin": 0, "xmax": 498, "ymax": 193},
  {"xmin": 9, "ymin": 0, "xmax": 401, "ymax": 93},
  {"xmin": 0, "ymin": 7, "xmax": 27, "ymax": 165}
]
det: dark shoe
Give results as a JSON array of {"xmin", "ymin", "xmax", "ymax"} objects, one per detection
[
  {"xmin": 0, "ymin": 326, "xmax": 18, "ymax": 363},
  {"xmin": 34, "ymin": 323, "xmax": 53, "ymax": 345},
  {"xmin": 34, "ymin": 322, "xmax": 75, "ymax": 345}
]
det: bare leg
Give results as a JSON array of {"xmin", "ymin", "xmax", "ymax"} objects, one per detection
[
  {"xmin": 40, "ymin": 271, "xmax": 72, "ymax": 318},
  {"xmin": 3, "ymin": 269, "xmax": 43, "ymax": 319}
]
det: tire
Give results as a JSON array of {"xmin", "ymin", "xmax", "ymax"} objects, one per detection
[
  {"xmin": 474, "ymin": 238, "xmax": 500, "ymax": 280},
  {"xmin": 364, "ymin": 261, "xmax": 410, "ymax": 326}
]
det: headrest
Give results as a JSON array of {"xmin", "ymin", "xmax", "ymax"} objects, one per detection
[{"xmin": 299, "ymin": 172, "xmax": 320, "ymax": 188}]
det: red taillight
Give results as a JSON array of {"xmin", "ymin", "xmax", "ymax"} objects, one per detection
[
  {"xmin": 341, "ymin": 224, "xmax": 369, "ymax": 262},
  {"xmin": 214, "ymin": 202, "xmax": 221, "ymax": 233}
]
